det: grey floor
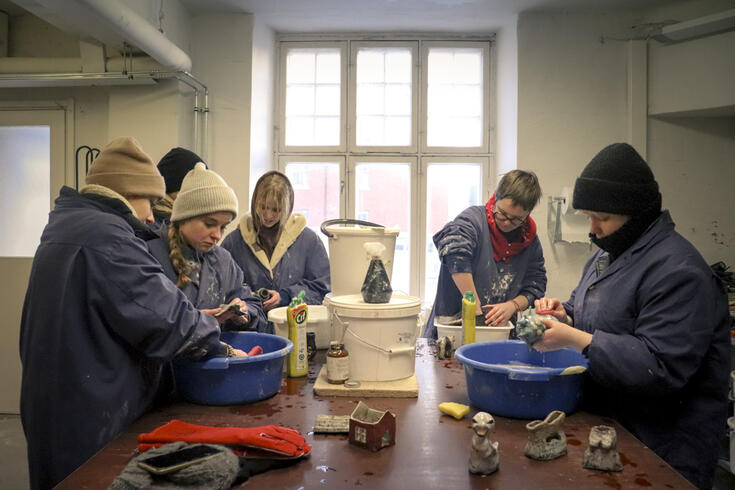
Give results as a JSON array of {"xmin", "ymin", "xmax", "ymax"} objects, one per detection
[{"xmin": 1, "ymin": 413, "xmax": 734, "ymax": 490}]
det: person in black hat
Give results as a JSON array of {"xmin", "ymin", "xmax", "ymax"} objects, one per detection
[
  {"xmin": 153, "ymin": 147, "xmax": 207, "ymax": 229},
  {"xmin": 533, "ymin": 143, "xmax": 730, "ymax": 489}
]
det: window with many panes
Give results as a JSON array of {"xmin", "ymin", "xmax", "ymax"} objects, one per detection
[{"xmin": 276, "ymin": 37, "xmax": 494, "ymax": 303}]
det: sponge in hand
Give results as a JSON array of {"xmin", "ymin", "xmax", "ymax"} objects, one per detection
[{"xmin": 438, "ymin": 402, "xmax": 470, "ymax": 420}]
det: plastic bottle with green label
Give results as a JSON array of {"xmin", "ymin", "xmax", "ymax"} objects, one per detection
[
  {"xmin": 287, "ymin": 290, "xmax": 308, "ymax": 377},
  {"xmin": 462, "ymin": 291, "xmax": 476, "ymax": 345}
]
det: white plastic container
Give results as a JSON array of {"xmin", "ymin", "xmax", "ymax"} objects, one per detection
[
  {"xmin": 729, "ymin": 416, "xmax": 735, "ymax": 474},
  {"xmin": 324, "ymin": 293, "xmax": 421, "ymax": 382},
  {"xmin": 435, "ymin": 319, "xmax": 513, "ymax": 347},
  {"xmin": 324, "ymin": 224, "xmax": 399, "ymax": 296},
  {"xmin": 269, "ymin": 305, "xmax": 332, "ymax": 349}
]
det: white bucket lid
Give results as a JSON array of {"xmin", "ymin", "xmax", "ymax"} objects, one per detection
[
  {"xmin": 325, "ymin": 225, "xmax": 400, "ymax": 237},
  {"xmin": 324, "ymin": 293, "xmax": 421, "ymax": 319},
  {"xmin": 268, "ymin": 304, "xmax": 329, "ymax": 324}
]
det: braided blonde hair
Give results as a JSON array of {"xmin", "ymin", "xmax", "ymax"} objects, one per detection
[{"xmin": 168, "ymin": 222, "xmax": 193, "ymax": 288}]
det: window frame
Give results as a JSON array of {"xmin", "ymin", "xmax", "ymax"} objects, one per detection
[
  {"xmin": 277, "ymin": 154, "xmax": 347, "ymax": 220},
  {"xmin": 420, "ymin": 41, "xmax": 492, "ymax": 154},
  {"xmin": 349, "ymin": 41, "xmax": 419, "ymax": 153},
  {"xmin": 277, "ymin": 41, "xmax": 348, "ymax": 153}
]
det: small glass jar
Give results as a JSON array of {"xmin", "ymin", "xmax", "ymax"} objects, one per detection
[{"xmin": 326, "ymin": 341, "xmax": 350, "ymax": 384}]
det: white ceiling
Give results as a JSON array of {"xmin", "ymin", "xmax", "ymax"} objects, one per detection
[{"xmin": 177, "ymin": 0, "xmax": 678, "ymax": 32}]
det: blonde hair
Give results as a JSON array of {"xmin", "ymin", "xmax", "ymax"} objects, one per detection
[
  {"xmin": 252, "ymin": 173, "xmax": 292, "ymax": 232},
  {"xmin": 168, "ymin": 222, "xmax": 193, "ymax": 289}
]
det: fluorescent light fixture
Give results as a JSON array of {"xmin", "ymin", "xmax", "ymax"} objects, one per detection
[{"xmin": 652, "ymin": 8, "xmax": 735, "ymax": 43}]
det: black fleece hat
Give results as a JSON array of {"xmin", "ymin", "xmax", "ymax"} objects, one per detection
[
  {"xmin": 157, "ymin": 147, "xmax": 206, "ymax": 194},
  {"xmin": 572, "ymin": 143, "xmax": 661, "ymax": 216}
]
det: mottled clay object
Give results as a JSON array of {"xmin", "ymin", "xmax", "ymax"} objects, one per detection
[
  {"xmin": 436, "ymin": 336, "xmax": 455, "ymax": 360},
  {"xmin": 524, "ymin": 410, "xmax": 567, "ymax": 461},
  {"xmin": 469, "ymin": 412, "xmax": 499, "ymax": 475},
  {"xmin": 582, "ymin": 425, "xmax": 622, "ymax": 472},
  {"xmin": 361, "ymin": 257, "xmax": 392, "ymax": 303},
  {"xmin": 515, "ymin": 310, "xmax": 553, "ymax": 345}
]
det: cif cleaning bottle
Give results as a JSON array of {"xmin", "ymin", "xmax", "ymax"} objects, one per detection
[
  {"xmin": 287, "ymin": 290, "xmax": 308, "ymax": 377},
  {"xmin": 462, "ymin": 291, "xmax": 476, "ymax": 345}
]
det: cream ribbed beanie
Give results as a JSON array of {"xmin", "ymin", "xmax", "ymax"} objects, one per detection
[
  {"xmin": 171, "ymin": 162, "xmax": 238, "ymax": 222},
  {"xmin": 85, "ymin": 137, "xmax": 165, "ymax": 199}
]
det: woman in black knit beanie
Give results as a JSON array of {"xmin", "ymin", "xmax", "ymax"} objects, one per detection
[{"xmin": 533, "ymin": 143, "xmax": 730, "ymax": 489}]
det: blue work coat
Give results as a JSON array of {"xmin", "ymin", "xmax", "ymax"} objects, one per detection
[
  {"xmin": 563, "ymin": 211, "xmax": 730, "ymax": 489},
  {"xmin": 19, "ymin": 187, "xmax": 226, "ymax": 490},
  {"xmin": 221, "ymin": 213, "xmax": 331, "ymax": 316},
  {"xmin": 147, "ymin": 236, "xmax": 267, "ymax": 332},
  {"xmin": 424, "ymin": 205, "xmax": 547, "ymax": 338}
]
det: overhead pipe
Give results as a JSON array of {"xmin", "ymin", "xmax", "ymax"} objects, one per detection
[{"xmin": 76, "ymin": 0, "xmax": 192, "ymax": 72}]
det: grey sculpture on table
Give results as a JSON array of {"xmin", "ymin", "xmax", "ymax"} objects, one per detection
[
  {"xmin": 583, "ymin": 425, "xmax": 622, "ymax": 472},
  {"xmin": 524, "ymin": 410, "xmax": 567, "ymax": 461},
  {"xmin": 469, "ymin": 412, "xmax": 499, "ymax": 475}
]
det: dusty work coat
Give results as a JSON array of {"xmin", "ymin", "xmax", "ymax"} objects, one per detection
[
  {"xmin": 221, "ymin": 213, "xmax": 331, "ymax": 320},
  {"xmin": 424, "ymin": 205, "xmax": 547, "ymax": 338},
  {"xmin": 19, "ymin": 186, "xmax": 226, "ymax": 490},
  {"xmin": 147, "ymin": 236, "xmax": 267, "ymax": 332},
  {"xmin": 563, "ymin": 211, "xmax": 730, "ymax": 489}
]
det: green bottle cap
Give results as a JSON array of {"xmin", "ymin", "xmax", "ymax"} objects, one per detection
[{"xmin": 464, "ymin": 291, "xmax": 475, "ymax": 302}]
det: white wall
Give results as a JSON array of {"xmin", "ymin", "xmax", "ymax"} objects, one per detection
[
  {"xmin": 190, "ymin": 13, "xmax": 254, "ymax": 218},
  {"xmin": 249, "ymin": 19, "xmax": 276, "ymax": 204},
  {"xmin": 495, "ymin": 18, "xmax": 518, "ymax": 179}
]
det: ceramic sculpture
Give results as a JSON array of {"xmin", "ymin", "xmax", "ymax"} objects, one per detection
[
  {"xmin": 524, "ymin": 410, "xmax": 567, "ymax": 460},
  {"xmin": 582, "ymin": 425, "xmax": 622, "ymax": 472},
  {"xmin": 515, "ymin": 309, "xmax": 554, "ymax": 345},
  {"xmin": 469, "ymin": 412, "xmax": 499, "ymax": 475},
  {"xmin": 435, "ymin": 335, "xmax": 455, "ymax": 359}
]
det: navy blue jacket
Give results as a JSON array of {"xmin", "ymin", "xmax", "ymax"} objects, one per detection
[
  {"xmin": 563, "ymin": 211, "xmax": 730, "ymax": 489},
  {"xmin": 424, "ymin": 205, "xmax": 547, "ymax": 338},
  {"xmin": 147, "ymin": 236, "xmax": 267, "ymax": 332},
  {"xmin": 222, "ymin": 213, "xmax": 330, "ymax": 317},
  {"xmin": 19, "ymin": 187, "xmax": 226, "ymax": 489}
]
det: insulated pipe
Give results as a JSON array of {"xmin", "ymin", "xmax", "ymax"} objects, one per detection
[{"xmin": 76, "ymin": 0, "xmax": 192, "ymax": 72}]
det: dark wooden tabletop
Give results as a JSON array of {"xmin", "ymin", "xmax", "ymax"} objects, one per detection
[{"xmin": 58, "ymin": 340, "xmax": 694, "ymax": 489}]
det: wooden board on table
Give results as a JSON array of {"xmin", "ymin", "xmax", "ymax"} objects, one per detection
[{"xmin": 313, "ymin": 366, "xmax": 418, "ymax": 397}]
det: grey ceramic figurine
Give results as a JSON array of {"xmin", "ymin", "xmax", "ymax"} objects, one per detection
[
  {"xmin": 524, "ymin": 410, "xmax": 567, "ymax": 460},
  {"xmin": 582, "ymin": 425, "xmax": 622, "ymax": 472},
  {"xmin": 514, "ymin": 309, "xmax": 554, "ymax": 345},
  {"xmin": 435, "ymin": 335, "xmax": 455, "ymax": 360},
  {"xmin": 469, "ymin": 412, "xmax": 499, "ymax": 475}
]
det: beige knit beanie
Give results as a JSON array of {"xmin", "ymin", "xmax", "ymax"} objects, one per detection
[
  {"xmin": 85, "ymin": 137, "xmax": 165, "ymax": 199},
  {"xmin": 171, "ymin": 162, "xmax": 238, "ymax": 222}
]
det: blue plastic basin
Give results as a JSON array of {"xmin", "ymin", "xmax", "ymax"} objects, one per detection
[
  {"xmin": 455, "ymin": 340, "xmax": 588, "ymax": 419},
  {"xmin": 173, "ymin": 331, "xmax": 293, "ymax": 405}
]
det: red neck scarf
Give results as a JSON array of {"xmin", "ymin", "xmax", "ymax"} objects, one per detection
[{"xmin": 485, "ymin": 194, "xmax": 537, "ymax": 263}]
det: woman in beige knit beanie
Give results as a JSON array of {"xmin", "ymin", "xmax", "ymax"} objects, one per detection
[{"xmin": 147, "ymin": 163, "xmax": 267, "ymax": 332}]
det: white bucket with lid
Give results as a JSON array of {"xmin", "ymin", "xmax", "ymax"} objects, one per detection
[
  {"xmin": 321, "ymin": 219, "xmax": 399, "ymax": 296},
  {"xmin": 324, "ymin": 293, "xmax": 421, "ymax": 382}
]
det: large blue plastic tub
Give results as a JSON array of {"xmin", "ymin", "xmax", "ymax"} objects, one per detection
[
  {"xmin": 455, "ymin": 340, "xmax": 588, "ymax": 419},
  {"xmin": 173, "ymin": 331, "xmax": 292, "ymax": 405}
]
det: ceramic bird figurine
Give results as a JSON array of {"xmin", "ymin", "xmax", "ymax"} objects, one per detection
[{"xmin": 469, "ymin": 412, "xmax": 499, "ymax": 475}]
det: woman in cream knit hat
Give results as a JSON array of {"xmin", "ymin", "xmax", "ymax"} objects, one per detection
[
  {"xmin": 148, "ymin": 163, "xmax": 267, "ymax": 332},
  {"xmin": 20, "ymin": 137, "xmax": 241, "ymax": 490}
]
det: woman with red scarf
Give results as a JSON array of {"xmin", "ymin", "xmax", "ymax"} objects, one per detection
[{"xmin": 424, "ymin": 170, "xmax": 546, "ymax": 338}]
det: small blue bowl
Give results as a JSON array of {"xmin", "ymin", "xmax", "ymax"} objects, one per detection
[
  {"xmin": 173, "ymin": 331, "xmax": 293, "ymax": 405},
  {"xmin": 455, "ymin": 340, "xmax": 588, "ymax": 419}
]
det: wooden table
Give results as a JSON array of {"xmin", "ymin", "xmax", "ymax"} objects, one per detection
[{"xmin": 58, "ymin": 340, "xmax": 694, "ymax": 489}]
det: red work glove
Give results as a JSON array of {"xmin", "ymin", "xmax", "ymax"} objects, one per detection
[
  {"xmin": 248, "ymin": 346, "xmax": 263, "ymax": 356},
  {"xmin": 138, "ymin": 420, "xmax": 311, "ymax": 457}
]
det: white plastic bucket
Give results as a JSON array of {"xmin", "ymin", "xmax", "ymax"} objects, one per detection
[
  {"xmin": 324, "ymin": 293, "xmax": 421, "ymax": 382},
  {"xmin": 268, "ymin": 305, "xmax": 331, "ymax": 349},
  {"xmin": 435, "ymin": 318, "xmax": 513, "ymax": 347},
  {"xmin": 324, "ymin": 224, "xmax": 399, "ymax": 296}
]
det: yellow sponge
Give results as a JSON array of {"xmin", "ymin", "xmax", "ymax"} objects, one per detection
[{"xmin": 439, "ymin": 402, "xmax": 470, "ymax": 420}]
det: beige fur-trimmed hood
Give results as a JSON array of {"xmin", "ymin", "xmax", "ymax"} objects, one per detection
[{"xmin": 238, "ymin": 212, "xmax": 307, "ymax": 277}]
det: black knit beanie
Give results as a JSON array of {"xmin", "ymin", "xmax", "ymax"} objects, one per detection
[
  {"xmin": 572, "ymin": 143, "xmax": 661, "ymax": 215},
  {"xmin": 157, "ymin": 147, "xmax": 207, "ymax": 194}
]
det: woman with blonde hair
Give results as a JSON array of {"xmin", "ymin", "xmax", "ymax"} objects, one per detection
[
  {"xmin": 148, "ymin": 163, "xmax": 267, "ymax": 332},
  {"xmin": 222, "ymin": 171, "xmax": 330, "ymax": 321}
]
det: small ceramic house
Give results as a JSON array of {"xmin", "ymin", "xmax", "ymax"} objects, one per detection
[{"xmin": 349, "ymin": 401, "xmax": 396, "ymax": 451}]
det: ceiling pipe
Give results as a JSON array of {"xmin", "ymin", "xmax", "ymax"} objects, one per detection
[{"xmin": 75, "ymin": 0, "xmax": 192, "ymax": 72}]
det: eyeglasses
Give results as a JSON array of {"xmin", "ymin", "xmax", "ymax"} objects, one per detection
[{"xmin": 493, "ymin": 206, "xmax": 527, "ymax": 226}]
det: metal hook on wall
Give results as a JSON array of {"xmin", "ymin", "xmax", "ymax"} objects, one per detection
[{"xmin": 75, "ymin": 145, "xmax": 100, "ymax": 190}]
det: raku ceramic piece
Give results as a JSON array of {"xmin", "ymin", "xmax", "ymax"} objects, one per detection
[
  {"xmin": 469, "ymin": 412, "xmax": 499, "ymax": 475},
  {"xmin": 515, "ymin": 309, "xmax": 554, "ymax": 345},
  {"xmin": 314, "ymin": 415, "xmax": 350, "ymax": 434},
  {"xmin": 524, "ymin": 410, "xmax": 567, "ymax": 461},
  {"xmin": 349, "ymin": 401, "xmax": 396, "ymax": 451},
  {"xmin": 436, "ymin": 335, "xmax": 455, "ymax": 359},
  {"xmin": 582, "ymin": 425, "xmax": 622, "ymax": 472},
  {"xmin": 360, "ymin": 242, "xmax": 393, "ymax": 303}
]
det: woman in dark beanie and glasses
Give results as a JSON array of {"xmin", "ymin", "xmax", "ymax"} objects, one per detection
[
  {"xmin": 153, "ymin": 147, "xmax": 207, "ymax": 230},
  {"xmin": 534, "ymin": 143, "xmax": 730, "ymax": 489}
]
